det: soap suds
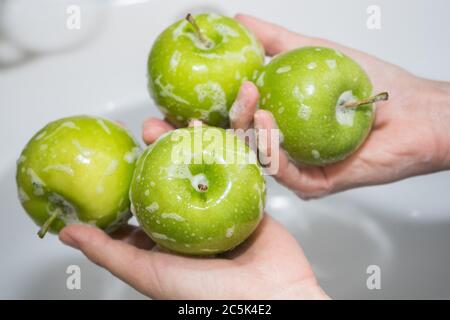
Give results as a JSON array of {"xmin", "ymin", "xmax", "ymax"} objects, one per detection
[
  {"xmin": 192, "ymin": 64, "xmax": 208, "ymax": 72},
  {"xmin": 18, "ymin": 187, "xmax": 30, "ymax": 203},
  {"xmin": 161, "ymin": 212, "xmax": 185, "ymax": 222},
  {"xmin": 336, "ymin": 90, "xmax": 356, "ymax": 126},
  {"xmin": 326, "ymin": 59, "xmax": 337, "ymax": 69},
  {"xmin": 97, "ymin": 118, "xmax": 111, "ymax": 135},
  {"xmin": 43, "ymin": 164, "xmax": 74, "ymax": 176},
  {"xmin": 124, "ymin": 147, "xmax": 141, "ymax": 163},
  {"xmin": 104, "ymin": 159, "xmax": 119, "ymax": 175},
  {"xmin": 27, "ymin": 168, "xmax": 45, "ymax": 196},
  {"xmin": 154, "ymin": 75, "xmax": 189, "ymax": 105},
  {"xmin": 170, "ymin": 50, "xmax": 181, "ymax": 70},
  {"xmin": 305, "ymin": 84, "xmax": 315, "ymax": 95},
  {"xmin": 194, "ymin": 81, "xmax": 227, "ymax": 121},
  {"xmin": 226, "ymin": 225, "xmax": 235, "ymax": 238},
  {"xmin": 256, "ymin": 71, "xmax": 265, "ymax": 87},
  {"xmin": 312, "ymin": 149, "xmax": 321, "ymax": 160},
  {"xmin": 146, "ymin": 202, "xmax": 159, "ymax": 213},
  {"xmin": 307, "ymin": 62, "xmax": 317, "ymax": 70},
  {"xmin": 298, "ymin": 103, "xmax": 312, "ymax": 120},
  {"xmin": 276, "ymin": 66, "xmax": 291, "ymax": 74},
  {"xmin": 151, "ymin": 232, "xmax": 176, "ymax": 242}
]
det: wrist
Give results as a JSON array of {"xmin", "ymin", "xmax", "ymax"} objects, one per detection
[
  {"xmin": 269, "ymin": 280, "xmax": 330, "ymax": 300},
  {"xmin": 422, "ymin": 79, "xmax": 450, "ymax": 170}
]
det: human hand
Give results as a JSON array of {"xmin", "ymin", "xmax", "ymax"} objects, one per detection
[
  {"xmin": 59, "ymin": 215, "xmax": 327, "ymax": 299},
  {"xmin": 229, "ymin": 14, "xmax": 450, "ymax": 199},
  {"xmin": 59, "ymin": 107, "xmax": 328, "ymax": 300}
]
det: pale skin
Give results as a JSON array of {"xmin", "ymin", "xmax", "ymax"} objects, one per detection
[{"xmin": 59, "ymin": 14, "xmax": 450, "ymax": 299}]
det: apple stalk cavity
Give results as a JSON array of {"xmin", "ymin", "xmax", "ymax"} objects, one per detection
[{"xmin": 185, "ymin": 13, "xmax": 213, "ymax": 49}]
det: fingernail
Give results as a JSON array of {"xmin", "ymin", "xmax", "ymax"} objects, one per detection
[
  {"xmin": 59, "ymin": 232, "xmax": 80, "ymax": 249},
  {"xmin": 253, "ymin": 111, "xmax": 262, "ymax": 130},
  {"xmin": 229, "ymin": 85, "xmax": 248, "ymax": 123},
  {"xmin": 188, "ymin": 119, "xmax": 203, "ymax": 127}
]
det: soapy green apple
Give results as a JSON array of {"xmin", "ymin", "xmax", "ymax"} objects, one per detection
[
  {"xmin": 16, "ymin": 115, "xmax": 141, "ymax": 238},
  {"xmin": 130, "ymin": 126, "xmax": 266, "ymax": 255},
  {"xmin": 147, "ymin": 13, "xmax": 264, "ymax": 127},
  {"xmin": 256, "ymin": 46, "xmax": 388, "ymax": 166}
]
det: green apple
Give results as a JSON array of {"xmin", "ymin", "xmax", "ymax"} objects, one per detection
[
  {"xmin": 129, "ymin": 126, "xmax": 266, "ymax": 255},
  {"xmin": 256, "ymin": 46, "xmax": 388, "ymax": 166},
  {"xmin": 16, "ymin": 115, "xmax": 141, "ymax": 238},
  {"xmin": 147, "ymin": 13, "xmax": 264, "ymax": 128}
]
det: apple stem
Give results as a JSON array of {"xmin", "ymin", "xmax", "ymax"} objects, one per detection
[
  {"xmin": 343, "ymin": 92, "xmax": 389, "ymax": 109},
  {"xmin": 197, "ymin": 183, "xmax": 208, "ymax": 192},
  {"xmin": 37, "ymin": 210, "xmax": 60, "ymax": 239},
  {"xmin": 185, "ymin": 13, "xmax": 212, "ymax": 49}
]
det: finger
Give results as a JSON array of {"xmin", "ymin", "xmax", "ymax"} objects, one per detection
[
  {"xmin": 142, "ymin": 118, "xmax": 174, "ymax": 145},
  {"xmin": 110, "ymin": 224, "xmax": 155, "ymax": 250},
  {"xmin": 59, "ymin": 224, "xmax": 164, "ymax": 296},
  {"xmin": 254, "ymin": 110, "xmax": 333, "ymax": 199},
  {"xmin": 188, "ymin": 119, "xmax": 203, "ymax": 127},
  {"xmin": 229, "ymin": 81, "xmax": 259, "ymax": 130},
  {"xmin": 235, "ymin": 14, "xmax": 308, "ymax": 56},
  {"xmin": 235, "ymin": 14, "xmax": 372, "ymax": 69}
]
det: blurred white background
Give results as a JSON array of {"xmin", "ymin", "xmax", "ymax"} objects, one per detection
[{"xmin": 0, "ymin": 0, "xmax": 449, "ymax": 299}]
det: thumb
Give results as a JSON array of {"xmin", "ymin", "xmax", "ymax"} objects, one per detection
[{"xmin": 59, "ymin": 225, "xmax": 160, "ymax": 296}]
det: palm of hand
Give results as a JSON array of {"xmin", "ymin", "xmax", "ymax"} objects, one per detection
[{"xmin": 60, "ymin": 215, "xmax": 324, "ymax": 299}]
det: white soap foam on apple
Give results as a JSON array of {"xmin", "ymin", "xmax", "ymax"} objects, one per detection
[
  {"xmin": 96, "ymin": 118, "xmax": 111, "ymax": 135},
  {"xmin": 170, "ymin": 50, "xmax": 182, "ymax": 71},
  {"xmin": 305, "ymin": 84, "xmax": 315, "ymax": 96},
  {"xmin": 276, "ymin": 65, "xmax": 291, "ymax": 74},
  {"xmin": 307, "ymin": 62, "xmax": 317, "ymax": 70},
  {"xmin": 298, "ymin": 103, "xmax": 312, "ymax": 120},
  {"xmin": 161, "ymin": 212, "xmax": 185, "ymax": 222},
  {"xmin": 42, "ymin": 164, "xmax": 75, "ymax": 176},
  {"xmin": 124, "ymin": 146, "xmax": 142, "ymax": 164},
  {"xmin": 18, "ymin": 187, "xmax": 30, "ymax": 203},
  {"xmin": 151, "ymin": 232, "xmax": 176, "ymax": 242},
  {"xmin": 336, "ymin": 90, "xmax": 357, "ymax": 126},
  {"xmin": 192, "ymin": 64, "xmax": 208, "ymax": 72},
  {"xmin": 172, "ymin": 20, "xmax": 216, "ymax": 50},
  {"xmin": 214, "ymin": 23, "xmax": 239, "ymax": 43},
  {"xmin": 256, "ymin": 71, "xmax": 265, "ymax": 87},
  {"xmin": 325, "ymin": 59, "xmax": 337, "ymax": 69},
  {"xmin": 153, "ymin": 75, "xmax": 189, "ymax": 105},
  {"xmin": 146, "ymin": 202, "xmax": 159, "ymax": 214},
  {"xmin": 38, "ymin": 121, "xmax": 80, "ymax": 142},
  {"xmin": 47, "ymin": 193, "xmax": 80, "ymax": 225},
  {"xmin": 72, "ymin": 139, "xmax": 94, "ymax": 165},
  {"xmin": 165, "ymin": 164, "xmax": 210, "ymax": 193},
  {"xmin": 226, "ymin": 224, "xmax": 235, "ymax": 238},
  {"xmin": 194, "ymin": 81, "xmax": 228, "ymax": 121},
  {"xmin": 96, "ymin": 159, "xmax": 119, "ymax": 194},
  {"xmin": 311, "ymin": 149, "xmax": 321, "ymax": 160},
  {"xmin": 292, "ymin": 86, "xmax": 304, "ymax": 101},
  {"xmin": 27, "ymin": 168, "xmax": 46, "ymax": 196}
]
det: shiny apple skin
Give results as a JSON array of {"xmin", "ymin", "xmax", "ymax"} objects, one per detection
[
  {"xmin": 130, "ymin": 127, "xmax": 266, "ymax": 255},
  {"xmin": 16, "ymin": 115, "xmax": 141, "ymax": 235},
  {"xmin": 257, "ymin": 46, "xmax": 374, "ymax": 166},
  {"xmin": 147, "ymin": 13, "xmax": 264, "ymax": 128}
]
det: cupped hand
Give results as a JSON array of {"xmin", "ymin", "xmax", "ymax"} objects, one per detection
[
  {"xmin": 230, "ymin": 14, "xmax": 450, "ymax": 199},
  {"xmin": 59, "ymin": 104, "xmax": 329, "ymax": 299},
  {"xmin": 59, "ymin": 215, "xmax": 327, "ymax": 299}
]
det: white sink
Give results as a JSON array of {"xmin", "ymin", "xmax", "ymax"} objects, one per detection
[{"xmin": 1, "ymin": 0, "xmax": 449, "ymax": 299}]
